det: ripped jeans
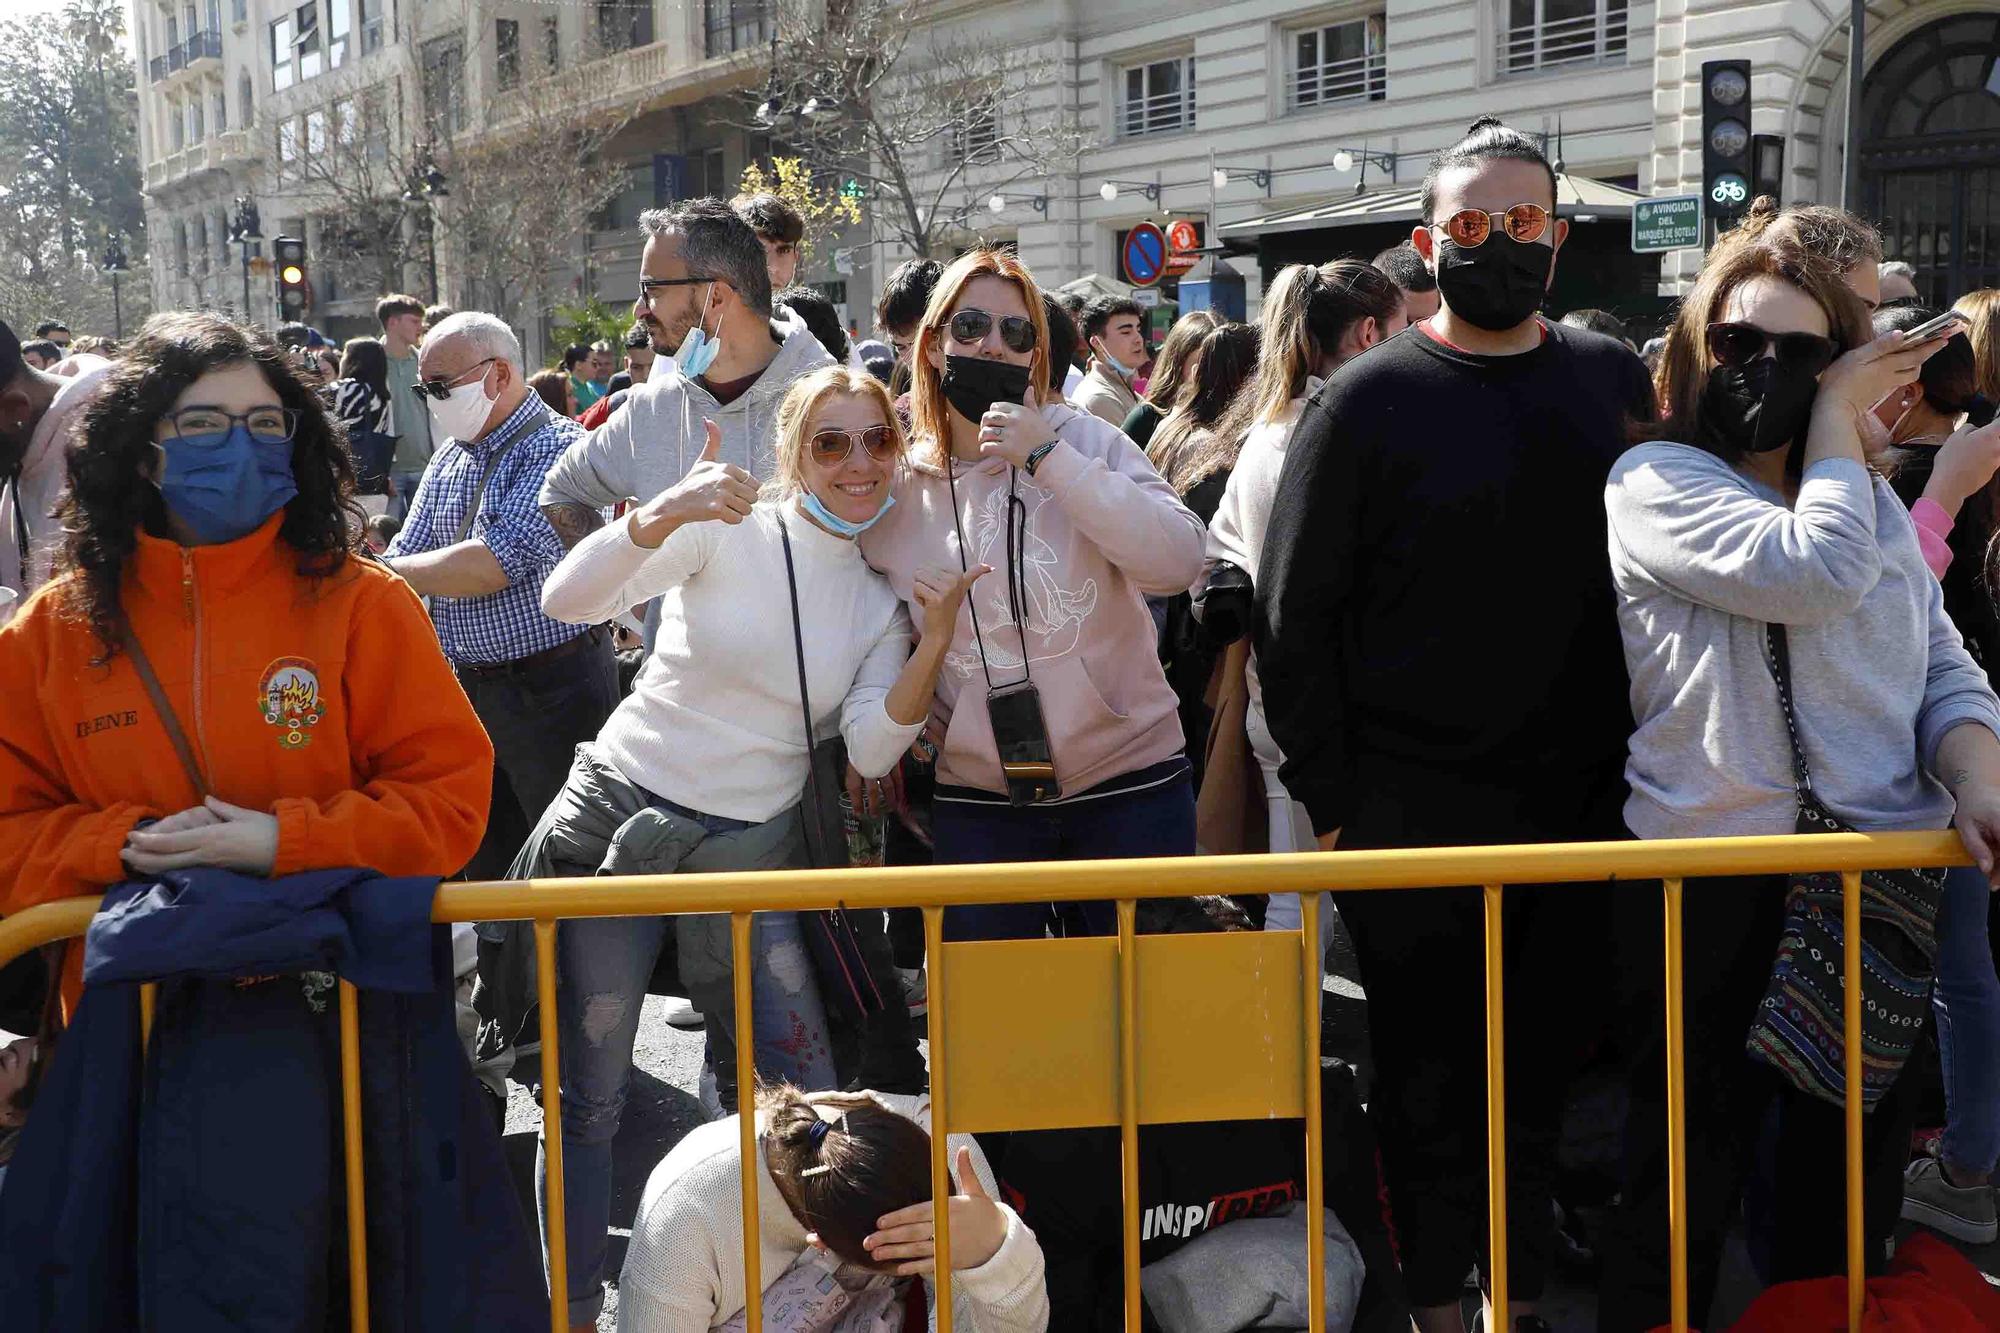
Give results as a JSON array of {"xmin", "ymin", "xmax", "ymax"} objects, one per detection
[{"xmin": 519, "ymin": 744, "xmax": 836, "ymax": 1327}]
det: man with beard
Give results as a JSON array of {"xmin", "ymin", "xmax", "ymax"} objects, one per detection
[
  {"xmin": 538, "ymin": 197, "xmax": 833, "ymax": 552},
  {"xmin": 1254, "ymin": 117, "xmax": 1653, "ymax": 1333},
  {"xmin": 0, "ymin": 318, "xmax": 112, "ymax": 623}
]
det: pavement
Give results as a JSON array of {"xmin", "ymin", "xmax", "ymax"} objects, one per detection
[{"xmin": 486, "ymin": 910, "xmax": 2000, "ymax": 1331}]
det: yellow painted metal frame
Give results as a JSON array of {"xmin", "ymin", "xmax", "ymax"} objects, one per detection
[{"xmin": 2, "ymin": 831, "xmax": 1964, "ymax": 1333}]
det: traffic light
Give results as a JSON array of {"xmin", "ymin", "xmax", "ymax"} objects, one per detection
[
  {"xmin": 1700, "ymin": 60, "xmax": 1753, "ymax": 227},
  {"xmin": 274, "ymin": 235, "xmax": 309, "ymax": 318}
]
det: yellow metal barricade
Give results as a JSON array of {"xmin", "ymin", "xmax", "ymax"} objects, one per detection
[{"xmin": 0, "ymin": 830, "xmax": 1967, "ymax": 1333}]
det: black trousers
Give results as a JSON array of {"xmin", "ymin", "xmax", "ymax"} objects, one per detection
[
  {"xmin": 456, "ymin": 635, "xmax": 621, "ymax": 883},
  {"xmin": 1597, "ymin": 874, "xmax": 1921, "ymax": 1332},
  {"xmin": 458, "ymin": 636, "xmax": 620, "ymax": 1044},
  {"xmin": 1335, "ymin": 762, "xmax": 1626, "ymax": 1307}
]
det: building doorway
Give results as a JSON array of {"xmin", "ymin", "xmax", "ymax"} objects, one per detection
[{"xmin": 1861, "ymin": 13, "xmax": 2000, "ymax": 304}]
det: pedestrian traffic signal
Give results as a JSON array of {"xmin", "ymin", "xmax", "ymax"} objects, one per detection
[
  {"xmin": 839, "ymin": 178, "xmax": 864, "ymax": 202},
  {"xmin": 274, "ymin": 235, "xmax": 310, "ymax": 317},
  {"xmin": 1700, "ymin": 60, "xmax": 1753, "ymax": 227}
]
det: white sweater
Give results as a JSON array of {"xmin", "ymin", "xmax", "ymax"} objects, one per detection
[
  {"xmin": 542, "ymin": 499, "xmax": 924, "ymax": 822},
  {"xmin": 618, "ymin": 1094, "xmax": 1051, "ymax": 1332},
  {"xmin": 1200, "ymin": 388, "xmax": 1319, "ymax": 714}
]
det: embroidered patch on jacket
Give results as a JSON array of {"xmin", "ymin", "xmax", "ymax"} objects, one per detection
[{"xmin": 258, "ymin": 657, "xmax": 325, "ymax": 749}]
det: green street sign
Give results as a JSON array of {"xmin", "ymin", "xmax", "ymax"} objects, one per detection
[{"xmin": 1632, "ymin": 195, "xmax": 1704, "ymax": 254}]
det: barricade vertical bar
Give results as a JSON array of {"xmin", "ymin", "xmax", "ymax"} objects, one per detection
[
  {"xmin": 1843, "ymin": 872, "xmax": 1863, "ymax": 1331},
  {"xmin": 140, "ymin": 981, "xmax": 156, "ymax": 1051},
  {"xmin": 1664, "ymin": 878, "xmax": 1689, "ymax": 1333},
  {"xmin": 924, "ymin": 905, "xmax": 955, "ymax": 1332},
  {"xmin": 1116, "ymin": 899, "xmax": 1142, "ymax": 1332},
  {"xmin": 535, "ymin": 919, "xmax": 568, "ymax": 1333},
  {"xmin": 337, "ymin": 979, "xmax": 371, "ymax": 1333},
  {"xmin": 1483, "ymin": 884, "xmax": 1509, "ymax": 1323},
  {"xmin": 1300, "ymin": 891, "xmax": 1327, "ymax": 1331},
  {"xmin": 733, "ymin": 912, "xmax": 762, "ymax": 1333}
]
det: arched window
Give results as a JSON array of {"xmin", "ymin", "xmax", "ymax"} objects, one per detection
[
  {"xmin": 239, "ymin": 69, "xmax": 254, "ymax": 127},
  {"xmin": 1861, "ymin": 14, "xmax": 2000, "ymax": 303}
]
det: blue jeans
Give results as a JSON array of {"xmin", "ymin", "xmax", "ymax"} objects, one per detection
[
  {"xmin": 387, "ymin": 468, "xmax": 427, "ymax": 521},
  {"xmin": 1935, "ymin": 862, "xmax": 2000, "ymax": 1178},
  {"xmin": 519, "ymin": 748, "xmax": 837, "ymax": 1327},
  {"xmin": 931, "ymin": 765, "xmax": 1195, "ymax": 941}
]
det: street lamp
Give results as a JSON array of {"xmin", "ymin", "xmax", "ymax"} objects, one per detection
[
  {"xmin": 987, "ymin": 192, "xmax": 1048, "ymax": 216},
  {"xmin": 1098, "ymin": 179, "xmax": 1160, "ymax": 204},
  {"xmin": 100, "ymin": 234, "xmax": 129, "ymax": 339},
  {"xmin": 402, "ymin": 144, "xmax": 449, "ymax": 301},
  {"xmin": 227, "ymin": 196, "xmax": 263, "ymax": 321}
]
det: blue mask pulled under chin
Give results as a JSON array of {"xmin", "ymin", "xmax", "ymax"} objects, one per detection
[
  {"xmin": 800, "ymin": 488, "xmax": 896, "ymax": 538},
  {"xmin": 155, "ymin": 424, "xmax": 299, "ymax": 544}
]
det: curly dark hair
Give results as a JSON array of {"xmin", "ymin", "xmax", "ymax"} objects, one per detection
[{"xmin": 56, "ymin": 312, "xmax": 362, "ymax": 663}]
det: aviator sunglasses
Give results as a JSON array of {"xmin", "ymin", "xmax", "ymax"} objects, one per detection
[
  {"xmin": 1705, "ymin": 323, "xmax": 1839, "ymax": 374},
  {"xmin": 1433, "ymin": 203, "xmax": 1553, "ymax": 248},
  {"xmin": 809, "ymin": 425, "xmax": 900, "ymax": 466},
  {"xmin": 946, "ymin": 308, "xmax": 1039, "ymax": 354}
]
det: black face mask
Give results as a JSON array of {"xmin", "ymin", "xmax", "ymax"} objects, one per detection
[
  {"xmin": 940, "ymin": 355, "xmax": 1033, "ymax": 426},
  {"xmin": 1433, "ymin": 234, "xmax": 1554, "ymax": 332},
  {"xmin": 1700, "ymin": 356, "xmax": 1822, "ymax": 455}
]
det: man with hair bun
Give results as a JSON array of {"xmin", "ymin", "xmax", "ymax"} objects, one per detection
[{"xmin": 1255, "ymin": 116, "xmax": 1654, "ymax": 1333}]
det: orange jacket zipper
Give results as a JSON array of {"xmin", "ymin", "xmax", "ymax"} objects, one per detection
[{"xmin": 180, "ymin": 549, "xmax": 214, "ymax": 791}]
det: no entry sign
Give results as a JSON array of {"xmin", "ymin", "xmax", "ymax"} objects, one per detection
[{"xmin": 1122, "ymin": 222, "xmax": 1167, "ymax": 287}]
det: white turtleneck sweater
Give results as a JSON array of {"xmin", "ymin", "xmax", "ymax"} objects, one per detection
[{"xmin": 542, "ymin": 498, "xmax": 923, "ymax": 822}]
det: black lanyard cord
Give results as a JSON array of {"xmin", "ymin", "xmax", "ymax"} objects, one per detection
[
  {"xmin": 943, "ymin": 455, "xmax": 1036, "ymax": 692},
  {"xmin": 6, "ymin": 470, "xmax": 29, "ymax": 587}
]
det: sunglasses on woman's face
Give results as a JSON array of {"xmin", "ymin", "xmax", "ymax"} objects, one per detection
[
  {"xmin": 1433, "ymin": 203, "xmax": 1553, "ymax": 249},
  {"xmin": 946, "ymin": 308, "xmax": 1038, "ymax": 354},
  {"xmin": 809, "ymin": 425, "xmax": 899, "ymax": 467},
  {"xmin": 1704, "ymin": 323, "xmax": 1839, "ymax": 374}
]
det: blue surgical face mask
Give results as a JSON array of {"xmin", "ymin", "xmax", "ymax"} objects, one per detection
[
  {"xmin": 154, "ymin": 424, "xmax": 299, "ymax": 544},
  {"xmin": 674, "ymin": 283, "xmax": 722, "ymax": 378},
  {"xmin": 800, "ymin": 488, "xmax": 896, "ymax": 539}
]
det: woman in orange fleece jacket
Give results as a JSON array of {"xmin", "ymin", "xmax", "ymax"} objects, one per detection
[{"xmin": 0, "ymin": 311, "xmax": 492, "ymax": 1007}]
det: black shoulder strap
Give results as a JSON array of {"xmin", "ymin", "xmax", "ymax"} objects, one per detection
[
  {"xmin": 779, "ymin": 518, "xmax": 831, "ymax": 868},
  {"xmin": 1763, "ymin": 622, "xmax": 1817, "ymax": 809}
]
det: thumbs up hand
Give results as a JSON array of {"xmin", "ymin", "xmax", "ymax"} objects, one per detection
[
  {"xmin": 859, "ymin": 1144, "xmax": 1011, "ymax": 1276},
  {"xmin": 627, "ymin": 419, "xmax": 760, "ymax": 549}
]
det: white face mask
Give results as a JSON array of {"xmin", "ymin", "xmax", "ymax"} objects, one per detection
[{"xmin": 427, "ymin": 367, "xmax": 496, "ymax": 443}]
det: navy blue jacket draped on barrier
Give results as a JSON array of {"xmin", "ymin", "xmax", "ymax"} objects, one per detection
[{"xmin": 0, "ymin": 866, "xmax": 548, "ymax": 1332}]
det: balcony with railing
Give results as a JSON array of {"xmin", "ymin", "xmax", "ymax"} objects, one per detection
[
  {"xmin": 182, "ymin": 30, "xmax": 223, "ymax": 70},
  {"xmin": 1289, "ymin": 46, "xmax": 1386, "ymax": 110},
  {"xmin": 1500, "ymin": 0, "xmax": 1629, "ymax": 76}
]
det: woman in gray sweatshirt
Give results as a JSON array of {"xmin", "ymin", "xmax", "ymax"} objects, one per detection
[{"xmin": 1598, "ymin": 224, "xmax": 2000, "ymax": 1329}]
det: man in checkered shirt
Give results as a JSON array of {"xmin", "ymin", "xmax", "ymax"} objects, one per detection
[{"xmin": 384, "ymin": 312, "xmax": 620, "ymax": 886}]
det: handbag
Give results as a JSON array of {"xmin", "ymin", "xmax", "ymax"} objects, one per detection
[
  {"xmin": 1193, "ymin": 639, "xmax": 1267, "ymax": 856},
  {"xmin": 1745, "ymin": 622, "xmax": 1945, "ymax": 1111},
  {"xmin": 778, "ymin": 520, "xmax": 886, "ymax": 1024}
]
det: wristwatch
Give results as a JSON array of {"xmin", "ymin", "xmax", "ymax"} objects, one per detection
[{"xmin": 1024, "ymin": 441, "xmax": 1058, "ymax": 477}]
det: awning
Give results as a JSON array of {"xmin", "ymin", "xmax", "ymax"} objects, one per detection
[{"xmin": 1218, "ymin": 172, "xmax": 1649, "ymax": 239}]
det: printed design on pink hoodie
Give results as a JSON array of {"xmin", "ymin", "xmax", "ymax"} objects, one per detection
[{"xmin": 945, "ymin": 482, "xmax": 1100, "ymax": 679}]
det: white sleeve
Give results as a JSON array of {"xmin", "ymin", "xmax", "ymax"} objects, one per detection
[
  {"xmin": 540, "ymin": 512, "xmax": 717, "ymax": 624},
  {"xmin": 839, "ymin": 602, "xmax": 924, "ymax": 779},
  {"xmin": 617, "ymin": 1160, "xmax": 730, "ymax": 1333}
]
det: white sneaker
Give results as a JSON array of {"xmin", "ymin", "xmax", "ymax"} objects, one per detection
[
  {"xmin": 1902, "ymin": 1154, "xmax": 1999, "ymax": 1244},
  {"xmin": 697, "ymin": 1064, "xmax": 724, "ymax": 1121},
  {"xmin": 661, "ymin": 995, "xmax": 705, "ymax": 1031},
  {"xmin": 898, "ymin": 966, "xmax": 927, "ymax": 1018}
]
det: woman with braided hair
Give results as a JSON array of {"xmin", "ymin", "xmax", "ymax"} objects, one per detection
[{"xmin": 617, "ymin": 1083, "xmax": 1050, "ymax": 1330}]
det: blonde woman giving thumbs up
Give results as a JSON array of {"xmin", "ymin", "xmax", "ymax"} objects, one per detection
[{"xmin": 529, "ymin": 366, "xmax": 986, "ymax": 1330}]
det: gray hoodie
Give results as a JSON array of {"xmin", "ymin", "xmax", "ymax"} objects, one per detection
[{"xmin": 538, "ymin": 315, "xmax": 835, "ymax": 511}]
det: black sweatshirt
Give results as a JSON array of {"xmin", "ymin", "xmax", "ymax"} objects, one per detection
[{"xmin": 1252, "ymin": 323, "xmax": 1654, "ymax": 837}]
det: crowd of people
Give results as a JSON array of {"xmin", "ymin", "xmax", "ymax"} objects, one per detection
[{"xmin": 3, "ymin": 129, "xmax": 2000, "ymax": 1332}]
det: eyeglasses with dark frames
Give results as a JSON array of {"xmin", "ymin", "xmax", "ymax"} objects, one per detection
[
  {"xmin": 158, "ymin": 406, "xmax": 300, "ymax": 445},
  {"xmin": 946, "ymin": 308, "xmax": 1038, "ymax": 354},
  {"xmin": 414, "ymin": 357, "xmax": 499, "ymax": 401},
  {"xmin": 1704, "ymin": 322, "xmax": 1839, "ymax": 374}
]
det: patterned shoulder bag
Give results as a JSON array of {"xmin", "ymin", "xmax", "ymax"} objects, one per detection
[{"xmin": 1745, "ymin": 622, "xmax": 1946, "ymax": 1110}]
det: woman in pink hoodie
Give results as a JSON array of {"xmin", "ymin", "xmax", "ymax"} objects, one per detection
[{"xmin": 860, "ymin": 249, "xmax": 1206, "ymax": 940}]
